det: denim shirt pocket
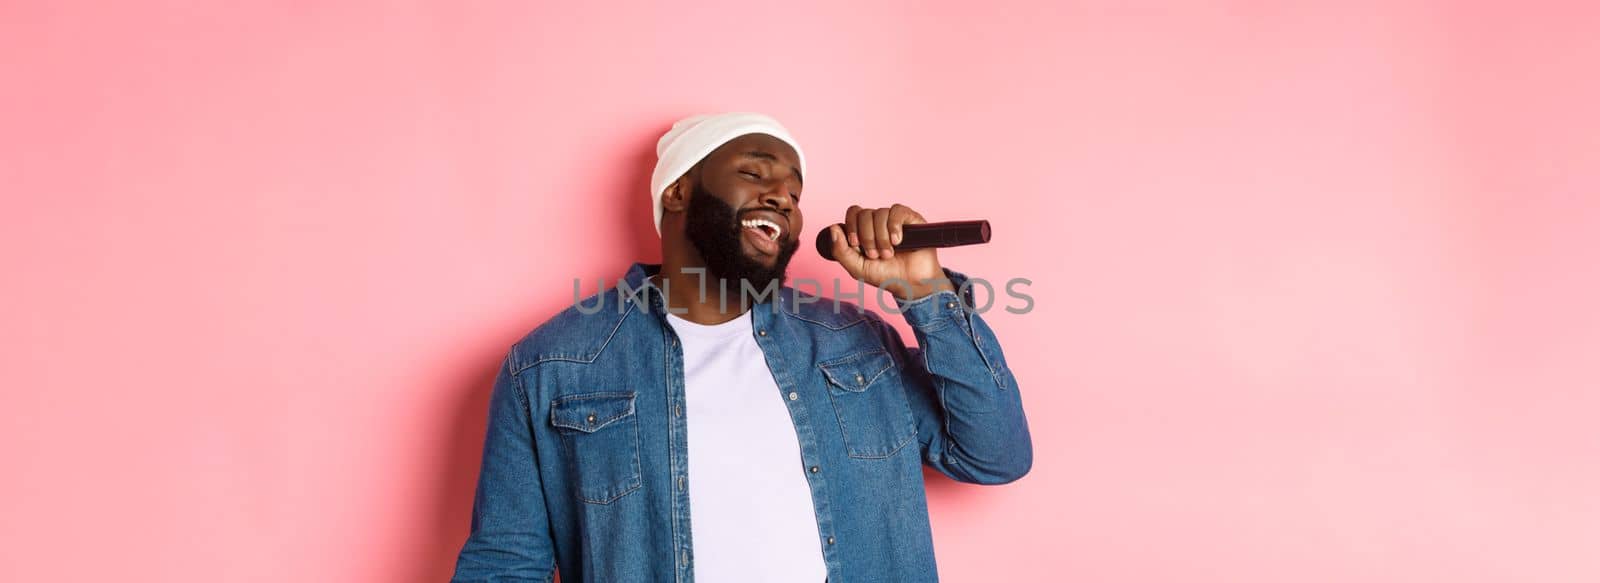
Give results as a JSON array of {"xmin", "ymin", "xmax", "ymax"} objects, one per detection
[
  {"xmin": 818, "ymin": 349, "xmax": 917, "ymax": 459},
  {"xmin": 550, "ymin": 391, "xmax": 643, "ymax": 504}
]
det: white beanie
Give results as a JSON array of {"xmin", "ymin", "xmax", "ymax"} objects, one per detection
[{"xmin": 650, "ymin": 112, "xmax": 807, "ymax": 236}]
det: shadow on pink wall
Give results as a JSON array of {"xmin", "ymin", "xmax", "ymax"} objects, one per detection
[{"xmin": 406, "ymin": 130, "xmax": 662, "ymax": 583}]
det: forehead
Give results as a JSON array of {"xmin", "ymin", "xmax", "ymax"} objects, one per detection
[{"xmin": 705, "ymin": 133, "xmax": 800, "ymax": 168}]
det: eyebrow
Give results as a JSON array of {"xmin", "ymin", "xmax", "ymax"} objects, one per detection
[{"xmin": 743, "ymin": 151, "xmax": 803, "ymax": 186}]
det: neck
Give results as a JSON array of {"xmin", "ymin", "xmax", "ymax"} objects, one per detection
[{"xmin": 655, "ymin": 254, "xmax": 752, "ymax": 325}]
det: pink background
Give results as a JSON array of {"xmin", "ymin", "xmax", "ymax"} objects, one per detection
[{"xmin": 4, "ymin": 2, "xmax": 1598, "ymax": 581}]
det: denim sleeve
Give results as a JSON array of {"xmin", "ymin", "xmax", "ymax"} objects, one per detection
[
  {"xmin": 871, "ymin": 267, "xmax": 1034, "ymax": 485},
  {"xmin": 450, "ymin": 351, "xmax": 558, "ymax": 583}
]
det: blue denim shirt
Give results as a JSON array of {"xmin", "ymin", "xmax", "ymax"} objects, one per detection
[{"xmin": 451, "ymin": 262, "xmax": 1033, "ymax": 583}]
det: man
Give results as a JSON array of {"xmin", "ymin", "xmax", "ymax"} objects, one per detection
[{"xmin": 451, "ymin": 112, "xmax": 1032, "ymax": 582}]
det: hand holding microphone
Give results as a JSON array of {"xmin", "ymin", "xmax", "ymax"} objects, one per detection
[{"xmin": 816, "ymin": 204, "xmax": 991, "ymax": 301}]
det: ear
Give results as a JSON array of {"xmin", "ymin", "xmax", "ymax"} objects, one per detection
[{"xmin": 661, "ymin": 173, "xmax": 692, "ymax": 214}]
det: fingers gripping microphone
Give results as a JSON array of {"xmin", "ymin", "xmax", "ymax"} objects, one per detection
[{"xmin": 815, "ymin": 220, "xmax": 991, "ymax": 262}]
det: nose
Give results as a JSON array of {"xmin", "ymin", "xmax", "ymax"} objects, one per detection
[{"xmin": 758, "ymin": 186, "xmax": 793, "ymax": 213}]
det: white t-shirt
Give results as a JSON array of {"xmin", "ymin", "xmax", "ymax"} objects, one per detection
[{"xmin": 665, "ymin": 309, "xmax": 828, "ymax": 583}]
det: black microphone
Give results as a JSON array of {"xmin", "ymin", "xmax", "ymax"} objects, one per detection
[{"xmin": 815, "ymin": 219, "xmax": 991, "ymax": 261}]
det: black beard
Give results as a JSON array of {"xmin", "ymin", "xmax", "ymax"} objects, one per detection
[{"xmin": 684, "ymin": 181, "xmax": 799, "ymax": 298}]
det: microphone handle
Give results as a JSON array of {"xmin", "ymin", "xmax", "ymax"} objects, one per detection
[
  {"xmin": 816, "ymin": 220, "xmax": 991, "ymax": 261},
  {"xmin": 896, "ymin": 219, "xmax": 991, "ymax": 250}
]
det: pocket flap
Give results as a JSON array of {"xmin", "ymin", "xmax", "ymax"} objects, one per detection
[
  {"xmin": 551, "ymin": 392, "xmax": 636, "ymax": 433},
  {"xmin": 818, "ymin": 349, "xmax": 895, "ymax": 392}
]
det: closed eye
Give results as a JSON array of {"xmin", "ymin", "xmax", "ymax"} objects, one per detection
[{"xmin": 741, "ymin": 169, "xmax": 799, "ymax": 201}]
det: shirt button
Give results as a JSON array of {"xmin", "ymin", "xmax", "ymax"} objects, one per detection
[
  {"xmin": 827, "ymin": 536, "xmax": 836, "ymax": 545},
  {"xmin": 809, "ymin": 465, "xmax": 819, "ymax": 474},
  {"xmin": 758, "ymin": 329, "xmax": 767, "ymax": 336},
  {"xmin": 853, "ymin": 373, "xmax": 864, "ymax": 384},
  {"xmin": 586, "ymin": 413, "xmax": 597, "ymax": 424},
  {"xmin": 946, "ymin": 301, "xmax": 957, "ymax": 309},
  {"xmin": 675, "ymin": 404, "xmax": 682, "ymax": 417},
  {"xmin": 788, "ymin": 391, "xmax": 798, "ymax": 401}
]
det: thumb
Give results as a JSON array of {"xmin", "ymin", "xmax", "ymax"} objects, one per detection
[{"xmin": 828, "ymin": 224, "xmax": 866, "ymax": 275}]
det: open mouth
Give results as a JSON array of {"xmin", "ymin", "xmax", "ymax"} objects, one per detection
[
  {"xmin": 738, "ymin": 216, "xmax": 784, "ymax": 258},
  {"xmin": 740, "ymin": 217, "xmax": 783, "ymax": 242}
]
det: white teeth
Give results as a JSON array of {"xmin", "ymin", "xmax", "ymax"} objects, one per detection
[{"xmin": 740, "ymin": 218, "xmax": 782, "ymax": 241}]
